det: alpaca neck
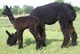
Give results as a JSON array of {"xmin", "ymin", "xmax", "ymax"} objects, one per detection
[{"xmin": 7, "ymin": 13, "xmax": 15, "ymax": 24}]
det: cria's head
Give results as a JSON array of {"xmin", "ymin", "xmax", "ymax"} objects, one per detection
[
  {"xmin": 6, "ymin": 30, "xmax": 17, "ymax": 46},
  {"xmin": 2, "ymin": 5, "xmax": 12, "ymax": 16}
]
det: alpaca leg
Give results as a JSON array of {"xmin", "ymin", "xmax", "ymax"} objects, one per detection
[
  {"xmin": 37, "ymin": 31, "xmax": 42, "ymax": 48},
  {"xmin": 68, "ymin": 22, "xmax": 77, "ymax": 46},
  {"xmin": 42, "ymin": 27, "xmax": 46, "ymax": 47},
  {"xmin": 59, "ymin": 21, "xmax": 70, "ymax": 48},
  {"xmin": 61, "ymin": 27, "xmax": 70, "ymax": 48},
  {"xmin": 39, "ymin": 24, "xmax": 46, "ymax": 47},
  {"xmin": 17, "ymin": 30, "xmax": 24, "ymax": 49},
  {"xmin": 42, "ymin": 31, "xmax": 46, "ymax": 47},
  {"xmin": 29, "ymin": 28, "xmax": 42, "ymax": 49}
]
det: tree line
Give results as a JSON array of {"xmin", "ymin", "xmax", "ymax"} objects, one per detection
[
  {"xmin": 0, "ymin": 5, "xmax": 34, "ymax": 17},
  {"xmin": 0, "ymin": 3, "xmax": 80, "ymax": 17},
  {"xmin": 12, "ymin": 5, "xmax": 34, "ymax": 15}
]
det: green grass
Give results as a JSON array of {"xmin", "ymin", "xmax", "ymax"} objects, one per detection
[{"xmin": 0, "ymin": 13, "xmax": 80, "ymax": 54}]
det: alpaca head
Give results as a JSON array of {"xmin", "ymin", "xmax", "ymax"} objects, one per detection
[
  {"xmin": 6, "ymin": 30, "xmax": 17, "ymax": 46},
  {"xmin": 2, "ymin": 5, "xmax": 12, "ymax": 16}
]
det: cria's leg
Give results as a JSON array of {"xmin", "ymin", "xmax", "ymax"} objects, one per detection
[
  {"xmin": 29, "ymin": 28, "xmax": 42, "ymax": 49},
  {"xmin": 68, "ymin": 21, "xmax": 77, "ymax": 46},
  {"xmin": 17, "ymin": 30, "xmax": 24, "ymax": 49}
]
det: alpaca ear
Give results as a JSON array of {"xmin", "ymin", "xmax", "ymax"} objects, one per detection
[
  {"xmin": 6, "ymin": 30, "xmax": 11, "ymax": 37},
  {"xmin": 6, "ymin": 5, "xmax": 9, "ymax": 9}
]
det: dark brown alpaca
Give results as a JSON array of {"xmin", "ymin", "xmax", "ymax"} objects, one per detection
[
  {"xmin": 3, "ymin": 5, "xmax": 46, "ymax": 49},
  {"xmin": 30, "ymin": 2, "xmax": 77, "ymax": 48}
]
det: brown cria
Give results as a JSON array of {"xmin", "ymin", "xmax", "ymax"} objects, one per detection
[{"xmin": 3, "ymin": 5, "xmax": 46, "ymax": 49}]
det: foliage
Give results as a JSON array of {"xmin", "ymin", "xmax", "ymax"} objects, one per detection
[
  {"xmin": 77, "ymin": 10, "xmax": 80, "ymax": 13},
  {"xmin": 23, "ymin": 5, "xmax": 34, "ymax": 14},
  {"xmin": 17, "ymin": 8, "xmax": 24, "ymax": 15},
  {"xmin": 12, "ymin": 5, "xmax": 20, "ymax": 15},
  {"xmin": 74, "ymin": 6, "xmax": 80, "ymax": 12},
  {"xmin": 8, "ymin": 5, "xmax": 34, "ymax": 15},
  {"xmin": 55, "ymin": 0, "xmax": 64, "ymax": 3},
  {"xmin": 0, "ymin": 8, "xmax": 3, "ymax": 17}
]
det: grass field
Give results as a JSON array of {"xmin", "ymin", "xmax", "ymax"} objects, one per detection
[{"xmin": 0, "ymin": 13, "xmax": 80, "ymax": 54}]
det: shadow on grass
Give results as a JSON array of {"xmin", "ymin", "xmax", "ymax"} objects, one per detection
[
  {"xmin": 13, "ymin": 39, "xmax": 80, "ymax": 48},
  {"xmin": 24, "ymin": 38, "xmax": 35, "ymax": 46},
  {"xmin": 46, "ymin": 39, "xmax": 62, "ymax": 46},
  {"xmin": 24, "ymin": 38, "xmax": 62, "ymax": 47}
]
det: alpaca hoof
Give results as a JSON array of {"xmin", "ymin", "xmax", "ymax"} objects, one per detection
[
  {"xmin": 42, "ymin": 44, "xmax": 46, "ymax": 47},
  {"xmin": 19, "ymin": 46, "xmax": 23, "ymax": 49},
  {"xmin": 61, "ymin": 44, "xmax": 68, "ymax": 48},
  {"xmin": 61, "ymin": 45, "xmax": 68, "ymax": 48},
  {"xmin": 72, "ymin": 42, "xmax": 77, "ymax": 46},
  {"xmin": 36, "ymin": 47, "xmax": 40, "ymax": 49}
]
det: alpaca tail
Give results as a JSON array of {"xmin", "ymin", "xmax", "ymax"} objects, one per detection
[{"xmin": 68, "ymin": 4, "xmax": 77, "ymax": 21}]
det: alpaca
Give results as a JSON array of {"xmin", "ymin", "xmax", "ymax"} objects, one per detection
[
  {"xmin": 30, "ymin": 2, "xmax": 77, "ymax": 48},
  {"xmin": 3, "ymin": 5, "xmax": 46, "ymax": 49}
]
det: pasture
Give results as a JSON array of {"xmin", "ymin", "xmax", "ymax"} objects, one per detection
[{"xmin": 0, "ymin": 13, "xmax": 80, "ymax": 54}]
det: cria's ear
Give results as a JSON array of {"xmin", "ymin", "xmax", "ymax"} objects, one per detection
[
  {"xmin": 6, "ymin": 30, "xmax": 11, "ymax": 37},
  {"xmin": 6, "ymin": 5, "xmax": 9, "ymax": 9}
]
